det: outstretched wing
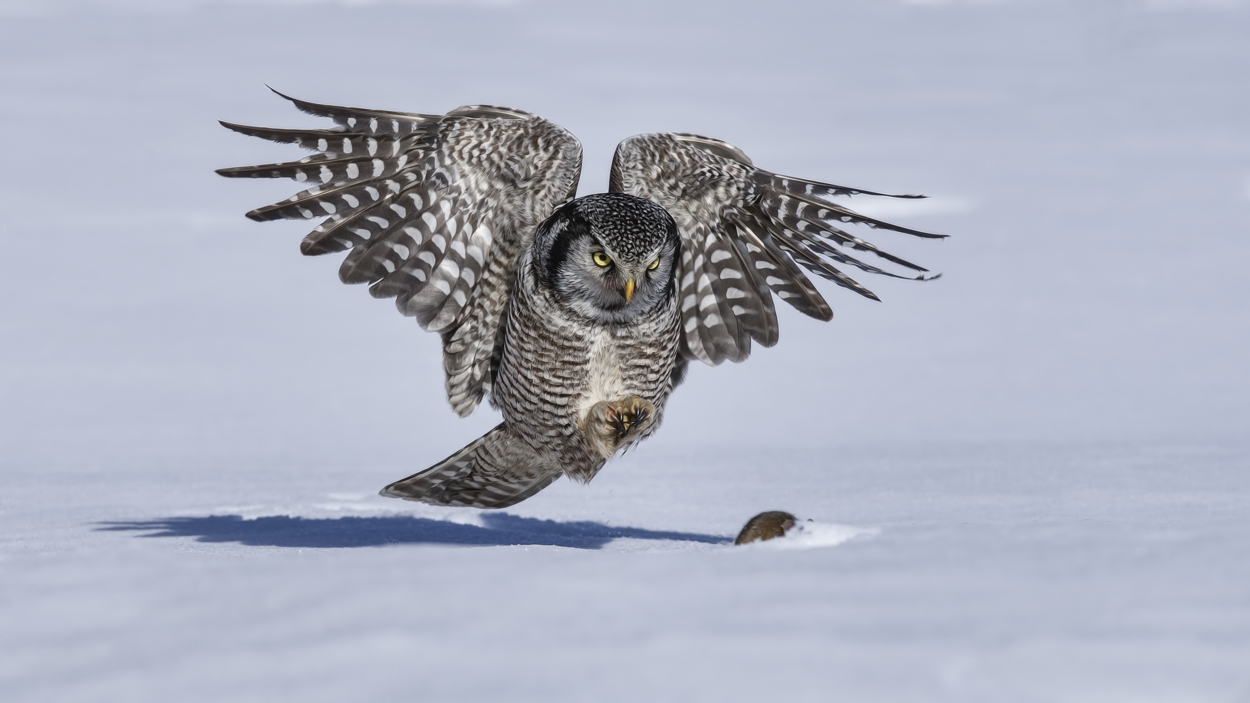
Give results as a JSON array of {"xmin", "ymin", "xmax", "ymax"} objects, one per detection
[
  {"xmin": 218, "ymin": 91, "xmax": 583, "ymax": 416},
  {"xmin": 609, "ymin": 132, "xmax": 943, "ymax": 366}
]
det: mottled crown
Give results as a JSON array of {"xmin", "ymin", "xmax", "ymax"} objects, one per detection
[{"xmin": 566, "ymin": 193, "xmax": 677, "ymax": 261}]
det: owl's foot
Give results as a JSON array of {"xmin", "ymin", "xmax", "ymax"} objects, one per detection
[
  {"xmin": 584, "ymin": 396, "xmax": 655, "ymax": 459},
  {"xmin": 606, "ymin": 395, "xmax": 654, "ymax": 440}
]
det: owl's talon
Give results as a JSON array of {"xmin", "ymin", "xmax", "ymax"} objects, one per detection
[
  {"xmin": 613, "ymin": 396, "xmax": 654, "ymax": 440},
  {"xmin": 584, "ymin": 396, "xmax": 656, "ymax": 458}
]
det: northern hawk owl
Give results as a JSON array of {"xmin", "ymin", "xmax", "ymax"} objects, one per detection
[{"xmin": 218, "ymin": 91, "xmax": 943, "ymax": 508}]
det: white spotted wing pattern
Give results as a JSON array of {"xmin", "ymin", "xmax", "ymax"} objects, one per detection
[
  {"xmin": 610, "ymin": 133, "xmax": 942, "ymax": 366},
  {"xmin": 218, "ymin": 90, "xmax": 583, "ymax": 416}
]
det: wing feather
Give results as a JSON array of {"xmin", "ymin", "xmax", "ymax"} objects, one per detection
[
  {"xmin": 610, "ymin": 132, "xmax": 942, "ymax": 366},
  {"xmin": 740, "ymin": 212, "xmax": 833, "ymax": 320},
  {"xmin": 218, "ymin": 92, "xmax": 582, "ymax": 416}
]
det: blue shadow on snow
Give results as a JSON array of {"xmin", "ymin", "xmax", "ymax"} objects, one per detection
[{"xmin": 98, "ymin": 512, "xmax": 730, "ymax": 550}]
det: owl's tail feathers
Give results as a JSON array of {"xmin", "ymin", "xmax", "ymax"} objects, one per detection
[{"xmin": 379, "ymin": 424, "xmax": 559, "ymax": 509}]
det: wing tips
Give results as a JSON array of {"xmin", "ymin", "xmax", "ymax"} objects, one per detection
[
  {"xmin": 215, "ymin": 164, "xmax": 271, "ymax": 179},
  {"xmin": 767, "ymin": 173, "xmax": 948, "ymax": 240},
  {"xmin": 266, "ymin": 85, "xmax": 440, "ymax": 127},
  {"xmin": 217, "ymin": 120, "xmax": 318, "ymax": 145},
  {"xmin": 772, "ymin": 173, "xmax": 930, "ymax": 201},
  {"xmin": 749, "ymin": 170, "xmax": 947, "ymax": 304}
]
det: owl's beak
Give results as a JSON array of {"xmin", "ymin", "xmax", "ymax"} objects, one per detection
[{"xmin": 623, "ymin": 277, "xmax": 636, "ymax": 302}]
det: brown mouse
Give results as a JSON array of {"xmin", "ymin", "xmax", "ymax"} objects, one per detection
[{"xmin": 734, "ymin": 511, "xmax": 798, "ymax": 545}]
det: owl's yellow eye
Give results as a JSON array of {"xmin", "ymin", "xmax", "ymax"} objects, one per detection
[
  {"xmin": 648, "ymin": 257, "xmax": 660, "ymax": 271},
  {"xmin": 592, "ymin": 252, "xmax": 612, "ymax": 267}
]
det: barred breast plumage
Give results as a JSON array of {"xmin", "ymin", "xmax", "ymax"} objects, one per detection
[{"xmin": 493, "ymin": 242, "xmax": 682, "ymax": 483}]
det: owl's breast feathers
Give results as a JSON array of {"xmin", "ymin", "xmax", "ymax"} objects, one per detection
[
  {"xmin": 578, "ymin": 329, "xmax": 628, "ymax": 428},
  {"xmin": 492, "ymin": 257, "xmax": 680, "ymax": 480}
]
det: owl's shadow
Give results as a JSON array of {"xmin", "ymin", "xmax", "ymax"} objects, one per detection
[{"xmin": 98, "ymin": 512, "xmax": 729, "ymax": 550}]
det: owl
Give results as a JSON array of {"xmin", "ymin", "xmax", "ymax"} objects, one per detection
[{"xmin": 218, "ymin": 91, "xmax": 943, "ymax": 508}]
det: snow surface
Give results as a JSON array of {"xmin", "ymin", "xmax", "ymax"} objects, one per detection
[{"xmin": 2, "ymin": 1, "xmax": 1248, "ymax": 701}]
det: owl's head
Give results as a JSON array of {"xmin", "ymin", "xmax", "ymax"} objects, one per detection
[{"xmin": 533, "ymin": 193, "xmax": 680, "ymax": 324}]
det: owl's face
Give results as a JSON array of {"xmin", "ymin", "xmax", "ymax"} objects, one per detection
[{"xmin": 534, "ymin": 193, "xmax": 680, "ymax": 324}]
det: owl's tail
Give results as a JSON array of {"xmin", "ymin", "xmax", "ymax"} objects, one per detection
[{"xmin": 379, "ymin": 424, "xmax": 560, "ymax": 509}]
